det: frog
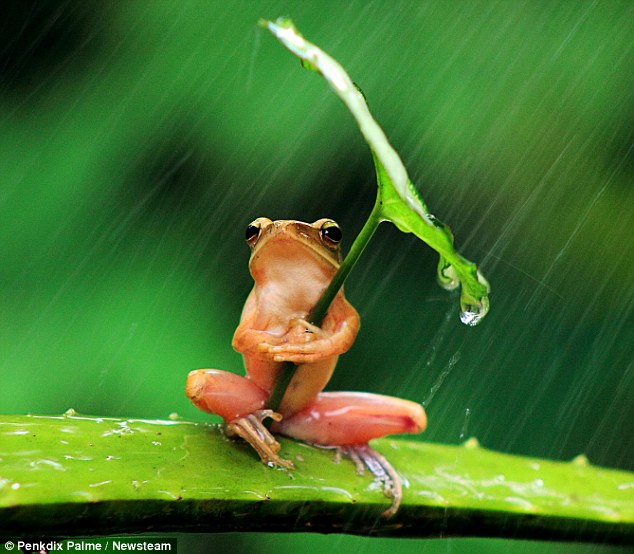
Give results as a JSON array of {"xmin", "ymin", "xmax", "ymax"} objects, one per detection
[{"xmin": 186, "ymin": 217, "xmax": 427, "ymax": 517}]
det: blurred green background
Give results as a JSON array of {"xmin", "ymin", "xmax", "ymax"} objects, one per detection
[{"xmin": 1, "ymin": 1, "xmax": 632, "ymax": 552}]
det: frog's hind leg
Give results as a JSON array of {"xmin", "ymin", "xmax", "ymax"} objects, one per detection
[
  {"xmin": 186, "ymin": 369, "xmax": 294, "ymax": 469},
  {"xmin": 276, "ymin": 391, "xmax": 426, "ymax": 445},
  {"xmin": 275, "ymin": 391, "xmax": 426, "ymax": 517},
  {"xmin": 186, "ymin": 369, "xmax": 268, "ymax": 421}
]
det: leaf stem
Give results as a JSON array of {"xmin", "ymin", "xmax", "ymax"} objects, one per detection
[
  {"xmin": 309, "ymin": 199, "xmax": 382, "ymax": 325},
  {"xmin": 267, "ymin": 198, "xmax": 383, "ymax": 411}
]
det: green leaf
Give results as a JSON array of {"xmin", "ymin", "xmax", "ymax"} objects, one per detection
[
  {"xmin": 373, "ymin": 153, "xmax": 491, "ymax": 325},
  {"xmin": 261, "ymin": 17, "xmax": 490, "ymax": 325},
  {"xmin": 1, "ymin": 414, "xmax": 633, "ymax": 543}
]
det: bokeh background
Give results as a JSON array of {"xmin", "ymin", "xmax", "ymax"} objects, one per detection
[{"xmin": 1, "ymin": 1, "xmax": 632, "ymax": 552}]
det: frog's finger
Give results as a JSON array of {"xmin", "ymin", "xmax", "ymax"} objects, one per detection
[
  {"xmin": 269, "ymin": 341, "xmax": 325, "ymax": 355},
  {"xmin": 272, "ymin": 351, "xmax": 327, "ymax": 364},
  {"xmin": 257, "ymin": 342, "xmax": 276, "ymax": 353},
  {"xmin": 290, "ymin": 318, "xmax": 324, "ymax": 336}
]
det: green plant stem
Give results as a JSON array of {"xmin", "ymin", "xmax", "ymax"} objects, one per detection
[
  {"xmin": 309, "ymin": 199, "xmax": 383, "ymax": 325},
  {"xmin": 266, "ymin": 200, "xmax": 383, "ymax": 412},
  {"xmin": 1, "ymin": 414, "xmax": 633, "ymax": 542}
]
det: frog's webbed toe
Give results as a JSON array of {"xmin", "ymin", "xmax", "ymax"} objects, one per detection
[
  {"xmin": 339, "ymin": 444, "xmax": 402, "ymax": 519},
  {"xmin": 225, "ymin": 409, "xmax": 295, "ymax": 470}
]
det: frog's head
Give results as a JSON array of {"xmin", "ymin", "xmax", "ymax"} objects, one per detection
[{"xmin": 245, "ymin": 218, "xmax": 342, "ymax": 282}]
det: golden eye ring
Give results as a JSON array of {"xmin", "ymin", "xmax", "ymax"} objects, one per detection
[
  {"xmin": 320, "ymin": 220, "xmax": 342, "ymax": 245},
  {"xmin": 245, "ymin": 220, "xmax": 261, "ymax": 244}
]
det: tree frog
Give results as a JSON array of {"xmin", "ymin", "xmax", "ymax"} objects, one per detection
[{"xmin": 186, "ymin": 218, "xmax": 426, "ymax": 516}]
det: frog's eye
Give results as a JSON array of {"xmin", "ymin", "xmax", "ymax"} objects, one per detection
[
  {"xmin": 320, "ymin": 220, "xmax": 342, "ymax": 245},
  {"xmin": 245, "ymin": 221, "xmax": 261, "ymax": 244}
]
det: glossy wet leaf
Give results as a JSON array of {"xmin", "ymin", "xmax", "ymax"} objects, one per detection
[
  {"xmin": 261, "ymin": 17, "xmax": 490, "ymax": 325},
  {"xmin": 1, "ymin": 414, "xmax": 632, "ymax": 543}
]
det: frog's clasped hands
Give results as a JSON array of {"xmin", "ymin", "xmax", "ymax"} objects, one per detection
[{"xmin": 186, "ymin": 218, "xmax": 426, "ymax": 517}]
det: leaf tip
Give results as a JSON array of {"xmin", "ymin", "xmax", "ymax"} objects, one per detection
[
  {"xmin": 259, "ymin": 16, "xmax": 296, "ymax": 32},
  {"xmin": 438, "ymin": 259, "xmax": 490, "ymax": 325}
]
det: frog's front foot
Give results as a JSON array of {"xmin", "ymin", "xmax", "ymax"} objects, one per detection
[
  {"xmin": 225, "ymin": 409, "xmax": 295, "ymax": 470},
  {"xmin": 339, "ymin": 444, "xmax": 402, "ymax": 519}
]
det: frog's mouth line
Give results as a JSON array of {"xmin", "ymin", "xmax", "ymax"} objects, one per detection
[{"xmin": 298, "ymin": 239, "xmax": 341, "ymax": 269}]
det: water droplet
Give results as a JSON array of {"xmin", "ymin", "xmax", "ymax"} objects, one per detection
[
  {"xmin": 504, "ymin": 496, "xmax": 536, "ymax": 511},
  {"xmin": 3, "ymin": 429, "xmax": 29, "ymax": 436},
  {"xmin": 29, "ymin": 459, "xmax": 65, "ymax": 471},
  {"xmin": 571, "ymin": 453, "xmax": 590, "ymax": 466},
  {"xmin": 102, "ymin": 423, "xmax": 134, "ymax": 437},
  {"xmin": 462, "ymin": 437, "xmax": 480, "ymax": 449},
  {"xmin": 63, "ymin": 454, "xmax": 93, "ymax": 461},
  {"xmin": 157, "ymin": 490, "xmax": 181, "ymax": 500},
  {"xmin": 89, "ymin": 480, "xmax": 112, "ymax": 488},
  {"xmin": 460, "ymin": 294, "xmax": 490, "ymax": 326}
]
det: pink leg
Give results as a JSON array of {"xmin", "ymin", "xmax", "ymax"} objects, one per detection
[
  {"xmin": 275, "ymin": 391, "xmax": 426, "ymax": 445},
  {"xmin": 186, "ymin": 369, "xmax": 268, "ymax": 421},
  {"xmin": 186, "ymin": 369, "xmax": 294, "ymax": 469}
]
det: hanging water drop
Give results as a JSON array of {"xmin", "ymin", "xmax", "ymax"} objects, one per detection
[{"xmin": 460, "ymin": 295, "xmax": 490, "ymax": 326}]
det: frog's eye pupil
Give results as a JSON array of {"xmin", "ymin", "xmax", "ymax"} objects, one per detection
[
  {"xmin": 321, "ymin": 222, "xmax": 342, "ymax": 244},
  {"xmin": 245, "ymin": 223, "xmax": 260, "ymax": 242}
]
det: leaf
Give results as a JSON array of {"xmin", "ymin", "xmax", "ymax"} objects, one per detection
[
  {"xmin": 373, "ymin": 153, "xmax": 491, "ymax": 325},
  {"xmin": 261, "ymin": 17, "xmax": 490, "ymax": 325},
  {"xmin": 1, "ymin": 413, "xmax": 633, "ymax": 543}
]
